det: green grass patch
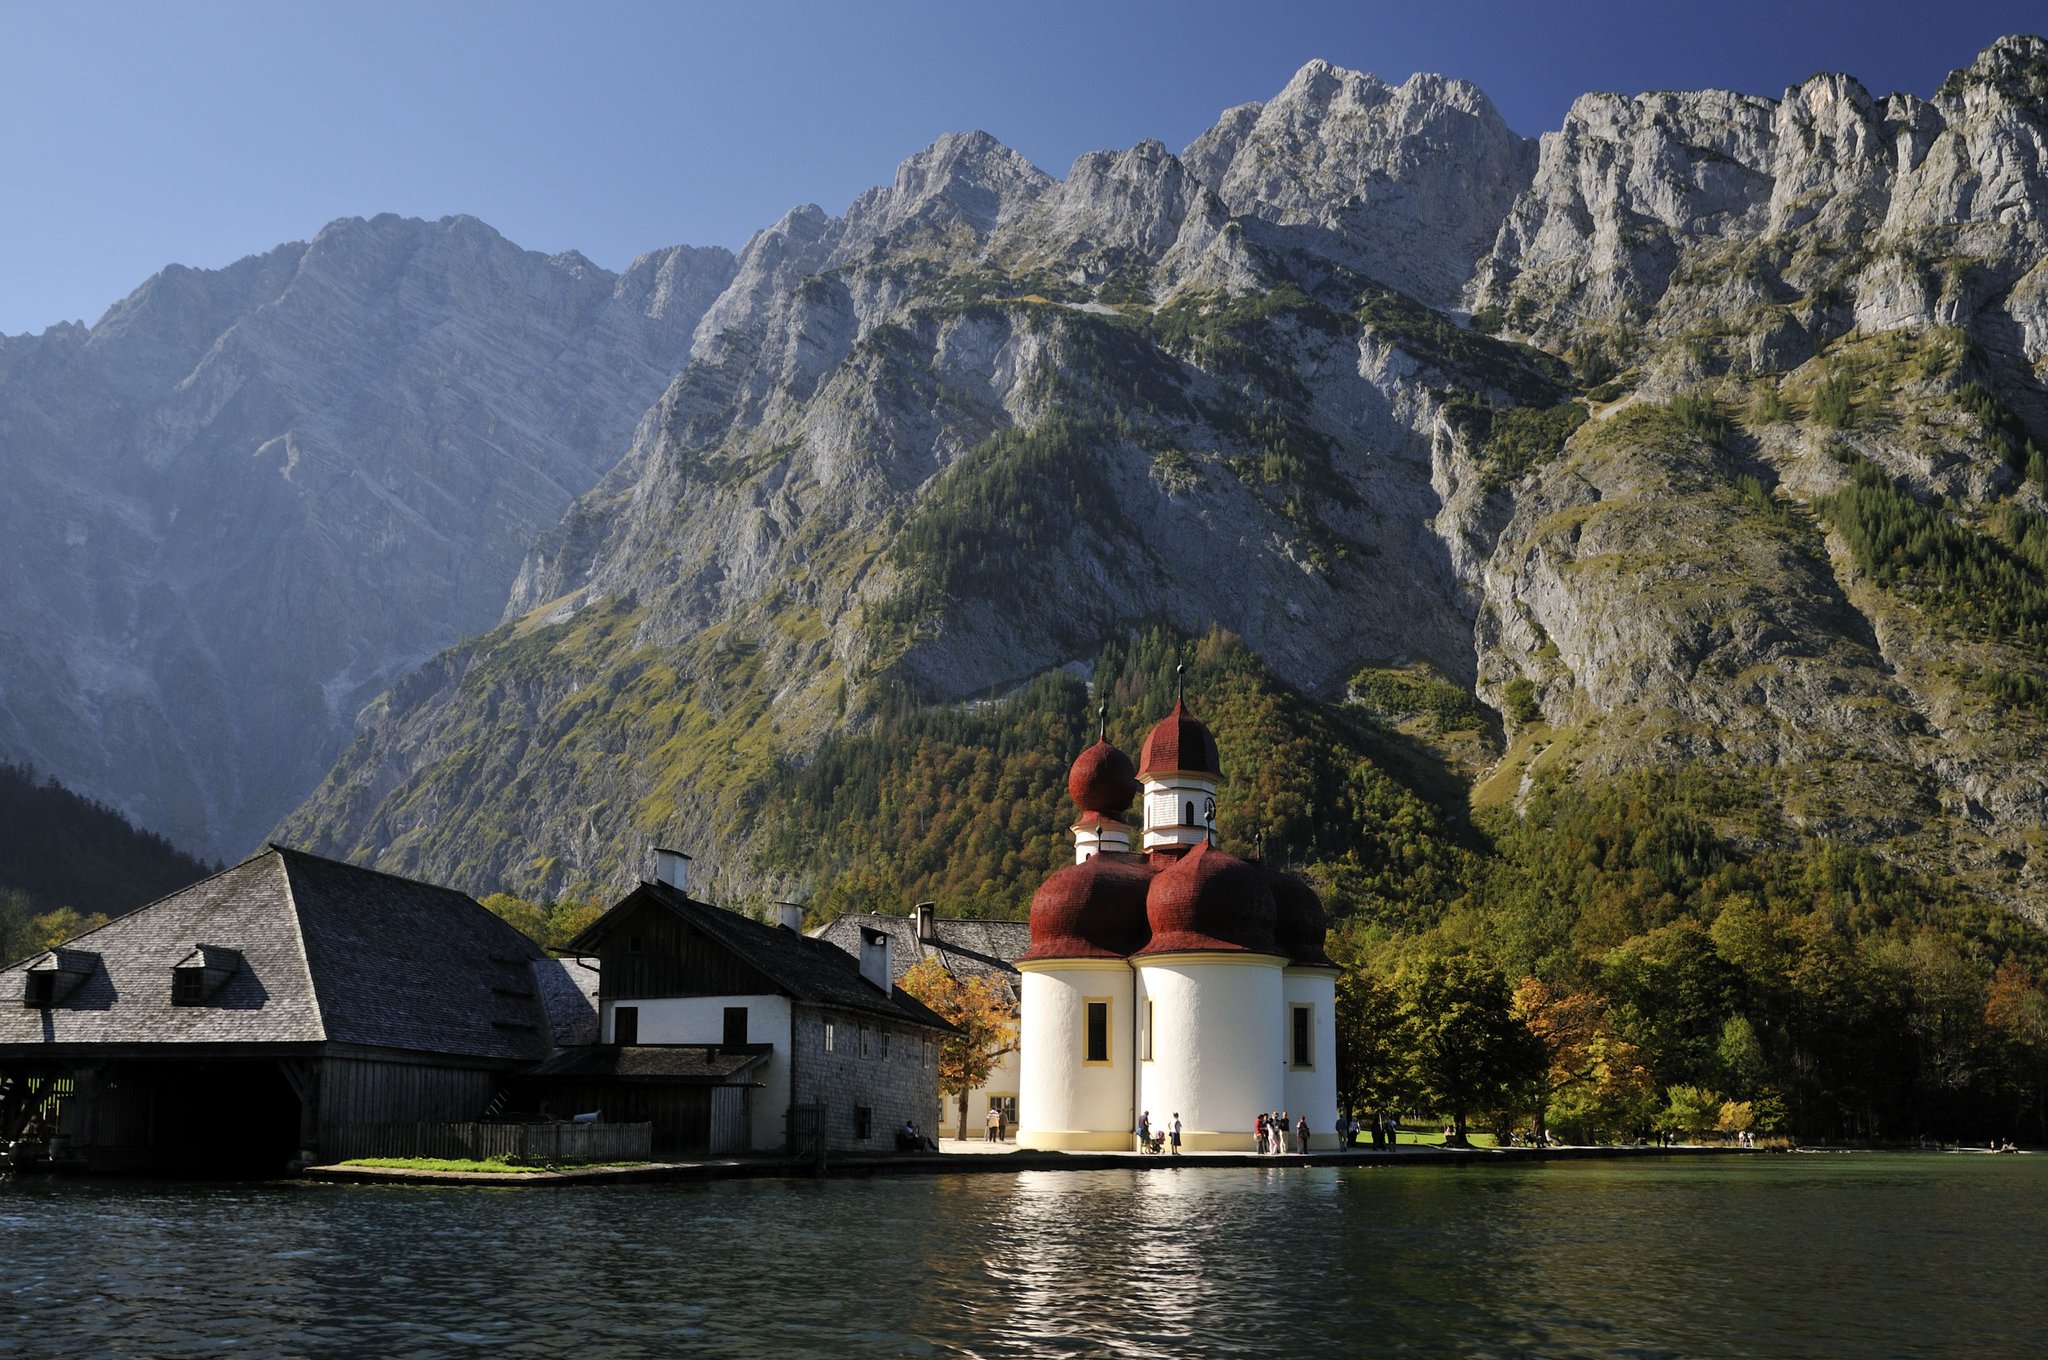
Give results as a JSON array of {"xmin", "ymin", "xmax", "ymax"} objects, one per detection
[{"xmin": 339, "ymin": 1156, "xmax": 652, "ymax": 1174}]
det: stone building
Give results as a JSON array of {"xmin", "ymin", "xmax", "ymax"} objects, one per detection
[
  {"xmin": 566, "ymin": 853, "xmax": 954, "ymax": 1154},
  {"xmin": 1017, "ymin": 694, "xmax": 1340, "ymax": 1151},
  {"xmin": 812, "ymin": 902, "xmax": 1028, "ymax": 1139}
]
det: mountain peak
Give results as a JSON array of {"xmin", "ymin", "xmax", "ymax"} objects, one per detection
[{"xmin": 839, "ymin": 130, "xmax": 1052, "ymax": 254}]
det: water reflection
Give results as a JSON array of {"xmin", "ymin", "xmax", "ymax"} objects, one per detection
[{"xmin": 2, "ymin": 1158, "xmax": 2045, "ymax": 1358}]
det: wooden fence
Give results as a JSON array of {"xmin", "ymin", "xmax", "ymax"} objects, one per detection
[{"xmin": 323, "ymin": 1121, "xmax": 652, "ymax": 1164}]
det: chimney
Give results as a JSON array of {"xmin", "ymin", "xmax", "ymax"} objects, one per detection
[
  {"xmin": 858, "ymin": 925, "xmax": 893, "ymax": 993},
  {"xmin": 774, "ymin": 901, "xmax": 805, "ymax": 932},
  {"xmin": 653, "ymin": 847, "xmax": 691, "ymax": 893},
  {"xmin": 914, "ymin": 901, "xmax": 937, "ymax": 943}
]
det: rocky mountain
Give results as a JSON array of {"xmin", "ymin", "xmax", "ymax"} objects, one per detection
[
  {"xmin": 0, "ymin": 216, "xmax": 736, "ymax": 859},
  {"xmin": 227, "ymin": 40, "xmax": 2048, "ymax": 926}
]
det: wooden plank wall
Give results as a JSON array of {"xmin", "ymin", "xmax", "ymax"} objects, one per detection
[
  {"xmin": 601, "ymin": 898, "xmax": 781, "ymax": 1000},
  {"xmin": 319, "ymin": 1058, "xmax": 497, "ymax": 1127}
]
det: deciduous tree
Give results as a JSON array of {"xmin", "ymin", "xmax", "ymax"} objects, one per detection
[
  {"xmin": 900, "ymin": 957, "xmax": 1018, "ymax": 1139},
  {"xmin": 1395, "ymin": 947, "xmax": 1541, "ymax": 1144}
]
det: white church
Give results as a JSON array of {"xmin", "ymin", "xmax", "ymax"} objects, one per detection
[{"xmin": 1016, "ymin": 690, "xmax": 1339, "ymax": 1151}]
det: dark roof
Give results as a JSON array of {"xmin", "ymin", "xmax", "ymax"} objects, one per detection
[
  {"xmin": 810, "ymin": 913, "xmax": 1029, "ymax": 994},
  {"xmin": 531, "ymin": 956, "xmax": 601, "ymax": 1048},
  {"xmin": 572, "ymin": 883, "xmax": 956, "ymax": 1033},
  {"xmin": 0, "ymin": 845, "xmax": 551, "ymax": 1063},
  {"xmin": 1139, "ymin": 699, "xmax": 1222, "ymax": 777},
  {"xmin": 526, "ymin": 1044, "xmax": 768, "ymax": 1082}
]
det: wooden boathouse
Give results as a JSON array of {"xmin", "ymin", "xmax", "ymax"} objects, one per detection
[{"xmin": 0, "ymin": 845, "xmax": 589, "ymax": 1174}]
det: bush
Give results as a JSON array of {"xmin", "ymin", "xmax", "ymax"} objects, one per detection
[
  {"xmin": 1753, "ymin": 382, "xmax": 1790, "ymax": 424},
  {"xmin": 1503, "ymin": 677, "xmax": 1543, "ymax": 727},
  {"xmin": 1812, "ymin": 366, "xmax": 1857, "ymax": 428}
]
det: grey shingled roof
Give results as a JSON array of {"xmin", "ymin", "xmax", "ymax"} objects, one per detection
[
  {"xmin": 531, "ymin": 956, "xmax": 601, "ymax": 1048},
  {"xmin": 526, "ymin": 1044, "xmax": 768, "ymax": 1082},
  {"xmin": 572, "ymin": 883, "xmax": 956, "ymax": 1033},
  {"xmin": 0, "ymin": 845, "xmax": 550, "ymax": 1063},
  {"xmin": 811, "ymin": 913, "xmax": 1028, "ymax": 999}
]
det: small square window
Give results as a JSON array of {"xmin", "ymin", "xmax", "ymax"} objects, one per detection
[
  {"xmin": 171, "ymin": 969, "xmax": 206, "ymax": 1006},
  {"xmin": 22, "ymin": 972, "xmax": 56, "ymax": 1009}
]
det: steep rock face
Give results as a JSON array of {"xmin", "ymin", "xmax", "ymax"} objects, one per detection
[
  {"xmin": 274, "ymin": 42, "xmax": 2048, "ymax": 918},
  {"xmin": 0, "ymin": 216, "xmax": 735, "ymax": 858},
  {"xmin": 1471, "ymin": 36, "xmax": 2048, "ymax": 376},
  {"xmin": 1187, "ymin": 63, "xmax": 1538, "ymax": 307}
]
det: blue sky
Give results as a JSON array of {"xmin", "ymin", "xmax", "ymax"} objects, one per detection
[{"xmin": 2, "ymin": 0, "xmax": 2040, "ymax": 335}]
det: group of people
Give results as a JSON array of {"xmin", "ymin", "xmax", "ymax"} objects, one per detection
[
  {"xmin": 1337, "ymin": 1113, "xmax": 1402, "ymax": 1149},
  {"xmin": 1255, "ymin": 1111, "xmax": 1308, "ymax": 1154},
  {"xmin": 1134, "ymin": 1111, "xmax": 1183, "ymax": 1154}
]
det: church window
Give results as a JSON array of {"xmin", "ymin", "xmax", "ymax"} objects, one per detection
[
  {"xmin": 1084, "ymin": 999, "xmax": 1111, "ymax": 1065},
  {"xmin": 1291, "ymin": 1005, "xmax": 1313, "ymax": 1068},
  {"xmin": 1184, "ymin": 800, "xmax": 1194, "ymax": 826},
  {"xmin": 860, "ymin": 1024, "xmax": 872, "ymax": 1057},
  {"xmin": 824, "ymin": 1019, "xmax": 836, "ymax": 1052},
  {"xmin": 1140, "ymin": 999, "xmax": 1155, "ymax": 1061}
]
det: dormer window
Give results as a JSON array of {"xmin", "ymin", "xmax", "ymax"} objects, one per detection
[
  {"xmin": 170, "ymin": 944, "xmax": 243, "ymax": 1006},
  {"xmin": 22, "ymin": 949, "xmax": 98, "ymax": 1009}
]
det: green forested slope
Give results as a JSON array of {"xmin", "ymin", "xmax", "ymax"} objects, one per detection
[{"xmin": 0, "ymin": 762, "xmax": 218, "ymax": 964}]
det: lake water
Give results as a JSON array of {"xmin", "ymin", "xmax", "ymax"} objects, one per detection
[{"xmin": 2, "ymin": 1154, "xmax": 2043, "ymax": 1357}]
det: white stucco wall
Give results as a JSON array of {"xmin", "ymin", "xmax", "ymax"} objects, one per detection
[
  {"xmin": 1136, "ymin": 955, "xmax": 1285, "ymax": 1150},
  {"xmin": 946, "ymin": 1036, "xmax": 1022, "ymax": 1140},
  {"xmin": 1017, "ymin": 961, "xmax": 1134, "ymax": 1150},
  {"xmin": 1283, "ymin": 969, "xmax": 1340, "ymax": 1149},
  {"xmin": 603, "ymin": 994, "xmax": 792, "ymax": 1151}
]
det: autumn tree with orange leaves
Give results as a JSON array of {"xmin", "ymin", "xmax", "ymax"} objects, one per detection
[
  {"xmin": 1513, "ymin": 976, "xmax": 1656, "ymax": 1142},
  {"xmin": 901, "ymin": 957, "xmax": 1020, "ymax": 1140}
]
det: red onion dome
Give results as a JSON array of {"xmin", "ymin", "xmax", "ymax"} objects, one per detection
[
  {"xmin": 1019, "ymin": 854, "xmax": 1154, "ymax": 962},
  {"xmin": 1271, "ymin": 871, "xmax": 1334, "ymax": 967},
  {"xmin": 1139, "ymin": 700, "xmax": 1221, "ymax": 778},
  {"xmin": 1136, "ymin": 839, "xmax": 1277, "ymax": 956},
  {"xmin": 1067, "ymin": 739, "xmax": 1139, "ymax": 816}
]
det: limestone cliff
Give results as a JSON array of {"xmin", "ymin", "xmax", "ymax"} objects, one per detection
[
  {"xmin": 154, "ymin": 42, "xmax": 2048, "ymax": 920},
  {"xmin": 0, "ymin": 216, "xmax": 735, "ymax": 858}
]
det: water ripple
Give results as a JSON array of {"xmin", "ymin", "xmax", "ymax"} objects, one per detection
[{"xmin": 2, "ymin": 1157, "xmax": 2046, "ymax": 1357}]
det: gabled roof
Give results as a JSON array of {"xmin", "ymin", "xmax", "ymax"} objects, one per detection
[
  {"xmin": 526, "ymin": 1044, "xmax": 769, "ymax": 1083},
  {"xmin": 0, "ymin": 845, "xmax": 551, "ymax": 1063},
  {"xmin": 572, "ymin": 883, "xmax": 955, "ymax": 1032},
  {"xmin": 811, "ymin": 913, "xmax": 1029, "ymax": 996},
  {"xmin": 531, "ymin": 956, "xmax": 601, "ymax": 1048}
]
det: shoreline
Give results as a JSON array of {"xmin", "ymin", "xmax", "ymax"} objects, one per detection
[{"xmin": 297, "ymin": 1141, "xmax": 1758, "ymax": 1187}]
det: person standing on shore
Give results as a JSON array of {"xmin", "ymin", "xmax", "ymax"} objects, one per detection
[
  {"xmin": 1295, "ymin": 1115, "xmax": 1309, "ymax": 1153},
  {"xmin": 1170, "ymin": 1114, "xmax": 1182, "ymax": 1156}
]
